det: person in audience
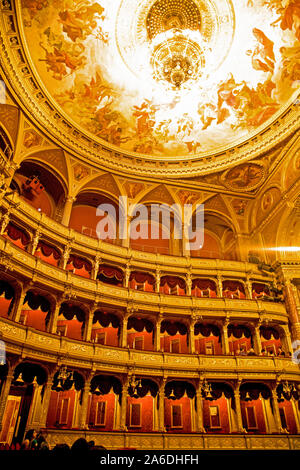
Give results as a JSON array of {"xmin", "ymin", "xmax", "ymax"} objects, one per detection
[
  {"xmin": 71, "ymin": 438, "xmax": 89, "ymax": 452},
  {"xmin": 261, "ymin": 348, "xmax": 267, "ymax": 356},
  {"xmin": 277, "ymin": 346, "xmax": 285, "ymax": 357},
  {"xmin": 36, "ymin": 432, "xmax": 49, "ymax": 451},
  {"xmin": 21, "ymin": 429, "xmax": 38, "ymax": 450}
]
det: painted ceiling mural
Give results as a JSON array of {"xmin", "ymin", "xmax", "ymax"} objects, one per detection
[{"xmin": 21, "ymin": 0, "xmax": 300, "ymax": 157}]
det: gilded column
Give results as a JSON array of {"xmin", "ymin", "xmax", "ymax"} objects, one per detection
[
  {"xmin": 92, "ymin": 254, "xmax": 101, "ymax": 281},
  {"xmin": 217, "ymin": 275, "xmax": 223, "ymax": 297},
  {"xmin": 61, "ymin": 196, "xmax": 76, "ymax": 227},
  {"xmin": 49, "ymin": 298, "xmax": 63, "ymax": 335},
  {"xmin": 11, "ymin": 284, "xmax": 28, "ymax": 323},
  {"xmin": 0, "ymin": 358, "xmax": 19, "ymax": 430},
  {"xmin": 271, "ymin": 385, "xmax": 283, "ymax": 433},
  {"xmin": 84, "ymin": 308, "xmax": 94, "ymax": 342},
  {"xmin": 155, "ymin": 269, "xmax": 161, "ymax": 293},
  {"xmin": 284, "ymin": 280, "xmax": 300, "ymax": 341},
  {"xmin": 0, "ymin": 209, "xmax": 10, "ymax": 235},
  {"xmin": 120, "ymin": 314, "xmax": 129, "ymax": 348},
  {"xmin": 245, "ymin": 277, "xmax": 252, "ymax": 299},
  {"xmin": 196, "ymin": 381, "xmax": 205, "ymax": 433},
  {"xmin": 281, "ymin": 324, "xmax": 293, "ymax": 355},
  {"xmin": 120, "ymin": 376, "xmax": 129, "ymax": 431},
  {"xmin": 234, "ymin": 382, "xmax": 244, "ymax": 433},
  {"xmin": 222, "ymin": 319, "xmax": 230, "ymax": 355},
  {"xmin": 125, "ymin": 263, "xmax": 131, "ymax": 288},
  {"xmin": 62, "ymin": 240, "xmax": 72, "ymax": 270},
  {"xmin": 189, "ymin": 318, "xmax": 196, "ymax": 354},
  {"xmin": 158, "ymin": 378, "xmax": 166, "ymax": 432},
  {"xmin": 254, "ymin": 324, "xmax": 262, "ymax": 355},
  {"xmin": 31, "ymin": 229, "xmax": 41, "ymax": 255},
  {"xmin": 79, "ymin": 373, "xmax": 94, "ymax": 430},
  {"xmin": 155, "ymin": 315, "xmax": 162, "ymax": 352},
  {"xmin": 38, "ymin": 367, "xmax": 58, "ymax": 429},
  {"xmin": 186, "ymin": 271, "xmax": 192, "ymax": 296}
]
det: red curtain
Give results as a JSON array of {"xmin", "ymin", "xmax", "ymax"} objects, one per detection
[
  {"xmin": 130, "ymin": 271, "xmax": 155, "ymax": 285},
  {"xmin": 127, "ymin": 317, "xmax": 154, "ymax": 333},
  {"xmin": 38, "ymin": 241, "xmax": 61, "ymax": 260},
  {"xmin": 98, "ymin": 265, "xmax": 124, "ymax": 281},
  {"xmin": 160, "ymin": 276, "xmax": 186, "ymax": 290},
  {"xmin": 6, "ymin": 223, "xmax": 29, "ymax": 246},
  {"xmin": 252, "ymin": 283, "xmax": 270, "ymax": 295},
  {"xmin": 161, "ymin": 320, "xmax": 187, "ymax": 336},
  {"xmin": 223, "ymin": 280, "xmax": 245, "ymax": 293},
  {"xmin": 69, "ymin": 255, "xmax": 92, "ymax": 273},
  {"xmin": 192, "ymin": 279, "xmax": 216, "ymax": 291}
]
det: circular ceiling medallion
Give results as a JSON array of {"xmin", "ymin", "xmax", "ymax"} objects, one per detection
[{"xmin": 6, "ymin": 0, "xmax": 300, "ymax": 166}]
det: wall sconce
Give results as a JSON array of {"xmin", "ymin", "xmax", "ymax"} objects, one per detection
[
  {"xmin": 129, "ymin": 374, "xmax": 142, "ymax": 398},
  {"xmin": 201, "ymin": 379, "xmax": 213, "ymax": 400},
  {"xmin": 55, "ymin": 366, "xmax": 74, "ymax": 392}
]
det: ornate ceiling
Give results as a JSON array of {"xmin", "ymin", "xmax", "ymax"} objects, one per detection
[{"xmin": 0, "ymin": 1, "xmax": 299, "ymax": 178}]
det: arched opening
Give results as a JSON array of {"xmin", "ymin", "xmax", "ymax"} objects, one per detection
[
  {"xmin": 260, "ymin": 326, "xmax": 283, "ymax": 356},
  {"xmin": 3, "ymin": 222, "xmax": 30, "ymax": 251},
  {"xmin": 126, "ymin": 378, "xmax": 158, "ymax": 432},
  {"xmin": 160, "ymin": 320, "xmax": 188, "ymax": 353},
  {"xmin": 91, "ymin": 311, "xmax": 120, "ymax": 346},
  {"xmin": 88, "ymin": 376, "xmax": 122, "ymax": 431},
  {"xmin": 19, "ymin": 290, "xmax": 51, "ymax": 332},
  {"xmin": 160, "ymin": 276, "xmax": 186, "ymax": 296},
  {"xmin": 127, "ymin": 317, "xmax": 154, "ymax": 351},
  {"xmin": 66, "ymin": 254, "xmax": 92, "ymax": 279},
  {"xmin": 129, "ymin": 204, "xmax": 182, "ymax": 256},
  {"xmin": 0, "ymin": 362, "xmax": 47, "ymax": 446},
  {"xmin": 46, "ymin": 369, "xmax": 84, "ymax": 430},
  {"xmin": 129, "ymin": 271, "xmax": 155, "ymax": 292},
  {"xmin": 13, "ymin": 160, "xmax": 66, "ymax": 218},
  {"xmin": 189, "ymin": 212, "xmax": 237, "ymax": 260},
  {"xmin": 192, "ymin": 279, "xmax": 217, "ymax": 298},
  {"xmin": 202, "ymin": 382, "xmax": 234, "ymax": 433},
  {"xmin": 34, "ymin": 240, "xmax": 61, "ymax": 267},
  {"xmin": 97, "ymin": 265, "xmax": 124, "ymax": 287},
  {"xmin": 222, "ymin": 280, "xmax": 246, "ymax": 299},
  {"xmin": 194, "ymin": 324, "xmax": 222, "ymax": 355},
  {"xmin": 228, "ymin": 324, "xmax": 253, "ymax": 355},
  {"xmin": 165, "ymin": 381, "xmax": 195, "ymax": 433},
  {"xmin": 276, "ymin": 382, "xmax": 299, "ymax": 434},
  {"xmin": 0, "ymin": 280, "xmax": 15, "ymax": 319},
  {"xmin": 56, "ymin": 303, "xmax": 86, "ymax": 341},
  {"xmin": 240, "ymin": 383, "xmax": 271, "ymax": 434},
  {"xmin": 70, "ymin": 192, "xmax": 120, "ymax": 244}
]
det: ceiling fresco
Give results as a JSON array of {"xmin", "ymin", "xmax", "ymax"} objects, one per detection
[{"xmin": 20, "ymin": 0, "xmax": 300, "ymax": 158}]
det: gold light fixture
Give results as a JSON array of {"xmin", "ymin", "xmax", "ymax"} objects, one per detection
[
  {"xmin": 201, "ymin": 379, "xmax": 213, "ymax": 400},
  {"xmin": 244, "ymin": 391, "xmax": 252, "ymax": 402},
  {"xmin": 169, "ymin": 388, "xmax": 176, "ymax": 400},
  {"xmin": 14, "ymin": 372, "xmax": 25, "ymax": 386},
  {"xmin": 282, "ymin": 381, "xmax": 295, "ymax": 397},
  {"xmin": 94, "ymin": 385, "xmax": 102, "ymax": 396},
  {"xmin": 129, "ymin": 374, "xmax": 142, "ymax": 398},
  {"xmin": 55, "ymin": 366, "xmax": 74, "ymax": 392}
]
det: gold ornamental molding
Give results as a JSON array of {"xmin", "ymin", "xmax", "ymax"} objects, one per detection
[{"xmin": 0, "ymin": 2, "xmax": 298, "ymax": 179}]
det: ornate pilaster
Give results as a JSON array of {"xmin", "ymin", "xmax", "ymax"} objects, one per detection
[
  {"xmin": 79, "ymin": 372, "xmax": 94, "ymax": 430},
  {"xmin": 120, "ymin": 313, "xmax": 130, "ymax": 348},
  {"xmin": 0, "ymin": 209, "xmax": 10, "ymax": 235},
  {"xmin": 254, "ymin": 323, "xmax": 262, "ymax": 355},
  {"xmin": 38, "ymin": 366, "xmax": 58, "ymax": 429},
  {"xmin": 155, "ymin": 269, "xmax": 161, "ymax": 293},
  {"xmin": 92, "ymin": 254, "xmax": 101, "ymax": 281},
  {"xmin": 61, "ymin": 196, "xmax": 76, "ymax": 227},
  {"xmin": 31, "ymin": 229, "xmax": 41, "ymax": 255},
  {"xmin": 245, "ymin": 277, "xmax": 252, "ymax": 299},
  {"xmin": 125, "ymin": 263, "xmax": 131, "ymax": 288},
  {"xmin": 271, "ymin": 384, "xmax": 284, "ymax": 434},
  {"xmin": 158, "ymin": 378, "xmax": 166, "ymax": 432},
  {"xmin": 11, "ymin": 284, "xmax": 28, "ymax": 323},
  {"xmin": 217, "ymin": 275, "xmax": 223, "ymax": 297},
  {"xmin": 62, "ymin": 240, "xmax": 73, "ymax": 270},
  {"xmin": 234, "ymin": 381, "xmax": 245, "ymax": 433},
  {"xmin": 84, "ymin": 307, "xmax": 94, "ymax": 342},
  {"xmin": 155, "ymin": 315, "xmax": 163, "ymax": 352},
  {"xmin": 281, "ymin": 324, "xmax": 293, "ymax": 355},
  {"xmin": 189, "ymin": 318, "xmax": 196, "ymax": 354},
  {"xmin": 49, "ymin": 297, "xmax": 63, "ymax": 335},
  {"xmin": 196, "ymin": 380, "xmax": 205, "ymax": 433},
  {"xmin": 0, "ymin": 358, "xmax": 20, "ymax": 431},
  {"xmin": 119, "ymin": 376, "xmax": 130, "ymax": 431},
  {"xmin": 222, "ymin": 319, "xmax": 230, "ymax": 355},
  {"xmin": 186, "ymin": 270, "xmax": 192, "ymax": 296}
]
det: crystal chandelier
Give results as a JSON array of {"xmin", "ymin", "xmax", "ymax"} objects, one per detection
[{"xmin": 150, "ymin": 28, "xmax": 205, "ymax": 88}]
